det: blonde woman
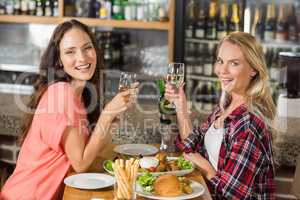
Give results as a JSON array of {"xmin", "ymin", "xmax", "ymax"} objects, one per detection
[{"xmin": 165, "ymin": 32, "xmax": 276, "ymax": 199}]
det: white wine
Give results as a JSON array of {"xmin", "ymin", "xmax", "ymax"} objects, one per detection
[
  {"xmin": 166, "ymin": 74, "xmax": 184, "ymax": 88},
  {"xmin": 118, "ymin": 85, "xmax": 130, "ymax": 102},
  {"xmin": 118, "ymin": 85, "xmax": 129, "ymax": 92}
]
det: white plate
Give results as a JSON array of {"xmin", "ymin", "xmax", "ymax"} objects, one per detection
[
  {"xmin": 114, "ymin": 144, "xmax": 158, "ymax": 156},
  {"xmin": 136, "ymin": 180, "xmax": 205, "ymax": 200},
  {"xmin": 64, "ymin": 173, "xmax": 115, "ymax": 190},
  {"xmin": 103, "ymin": 157, "xmax": 194, "ymax": 176}
]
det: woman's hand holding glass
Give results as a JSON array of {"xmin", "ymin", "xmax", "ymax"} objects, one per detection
[
  {"xmin": 165, "ymin": 82, "xmax": 187, "ymax": 114},
  {"xmin": 102, "ymin": 90, "xmax": 132, "ymax": 122},
  {"xmin": 165, "ymin": 63, "xmax": 184, "ymax": 111}
]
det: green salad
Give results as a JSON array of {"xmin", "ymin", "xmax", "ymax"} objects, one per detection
[
  {"xmin": 176, "ymin": 156, "xmax": 193, "ymax": 170},
  {"xmin": 104, "ymin": 160, "xmax": 113, "ymax": 172},
  {"xmin": 137, "ymin": 172, "xmax": 157, "ymax": 193}
]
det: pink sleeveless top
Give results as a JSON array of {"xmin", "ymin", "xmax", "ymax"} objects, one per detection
[{"xmin": 1, "ymin": 82, "xmax": 89, "ymax": 200}]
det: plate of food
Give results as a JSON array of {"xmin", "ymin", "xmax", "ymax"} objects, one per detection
[
  {"xmin": 136, "ymin": 173, "xmax": 205, "ymax": 200},
  {"xmin": 113, "ymin": 144, "xmax": 158, "ymax": 156},
  {"xmin": 64, "ymin": 173, "xmax": 115, "ymax": 190},
  {"xmin": 103, "ymin": 152, "xmax": 194, "ymax": 176}
]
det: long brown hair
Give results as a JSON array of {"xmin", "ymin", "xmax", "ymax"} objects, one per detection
[
  {"xmin": 18, "ymin": 19, "xmax": 104, "ymax": 145},
  {"xmin": 216, "ymin": 32, "xmax": 276, "ymax": 124}
]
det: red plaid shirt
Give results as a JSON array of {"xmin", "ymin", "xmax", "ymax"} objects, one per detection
[{"xmin": 176, "ymin": 104, "xmax": 275, "ymax": 200}]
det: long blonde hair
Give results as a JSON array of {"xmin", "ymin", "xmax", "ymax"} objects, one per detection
[{"xmin": 216, "ymin": 32, "xmax": 276, "ymax": 124}]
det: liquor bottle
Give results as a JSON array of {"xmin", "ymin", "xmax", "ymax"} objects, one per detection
[
  {"xmin": 20, "ymin": 0, "xmax": 28, "ymax": 15},
  {"xmin": 53, "ymin": 0, "xmax": 58, "ymax": 16},
  {"xmin": 44, "ymin": 0, "xmax": 52, "ymax": 16},
  {"xmin": 264, "ymin": 3, "xmax": 276, "ymax": 42},
  {"xmin": 28, "ymin": 0, "xmax": 36, "ymax": 15},
  {"xmin": 13, "ymin": 0, "xmax": 21, "ymax": 15},
  {"xmin": 269, "ymin": 48, "xmax": 278, "ymax": 81},
  {"xmin": 217, "ymin": 1, "xmax": 228, "ymax": 40},
  {"xmin": 251, "ymin": 7, "xmax": 264, "ymax": 42},
  {"xmin": 103, "ymin": 32, "xmax": 113, "ymax": 68},
  {"xmin": 36, "ymin": 0, "xmax": 44, "ymax": 16},
  {"xmin": 0, "ymin": 0, "xmax": 5, "ymax": 15},
  {"xmin": 295, "ymin": 1, "xmax": 300, "ymax": 42},
  {"xmin": 113, "ymin": 0, "xmax": 124, "ymax": 20},
  {"xmin": 185, "ymin": 0, "xmax": 198, "ymax": 39},
  {"xmin": 158, "ymin": 1, "xmax": 168, "ymax": 22},
  {"xmin": 194, "ymin": 0, "xmax": 206, "ymax": 39},
  {"xmin": 136, "ymin": 0, "xmax": 147, "ymax": 21},
  {"xmin": 65, "ymin": 0, "xmax": 76, "ymax": 17},
  {"xmin": 287, "ymin": 3, "xmax": 298, "ymax": 42},
  {"xmin": 5, "ymin": 0, "xmax": 14, "ymax": 15},
  {"xmin": 228, "ymin": 0, "xmax": 240, "ymax": 33},
  {"xmin": 128, "ymin": 0, "xmax": 137, "ymax": 20},
  {"xmin": 276, "ymin": 3, "xmax": 288, "ymax": 42},
  {"xmin": 206, "ymin": 1, "xmax": 217, "ymax": 40}
]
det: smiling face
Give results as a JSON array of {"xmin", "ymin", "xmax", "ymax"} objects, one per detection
[
  {"xmin": 59, "ymin": 28, "xmax": 97, "ymax": 86},
  {"xmin": 214, "ymin": 40, "xmax": 257, "ymax": 97}
]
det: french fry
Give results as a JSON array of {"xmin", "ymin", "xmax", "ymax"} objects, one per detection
[
  {"xmin": 112, "ymin": 163, "xmax": 128, "ymax": 199},
  {"xmin": 116, "ymin": 159, "xmax": 133, "ymax": 199},
  {"xmin": 125, "ymin": 159, "xmax": 131, "ymax": 181},
  {"xmin": 114, "ymin": 158, "xmax": 140, "ymax": 200}
]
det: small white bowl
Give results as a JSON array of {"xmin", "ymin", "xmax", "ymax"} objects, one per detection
[{"xmin": 139, "ymin": 157, "xmax": 159, "ymax": 169}]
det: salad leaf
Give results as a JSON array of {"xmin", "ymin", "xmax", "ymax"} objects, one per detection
[
  {"xmin": 104, "ymin": 160, "xmax": 113, "ymax": 172},
  {"xmin": 177, "ymin": 156, "xmax": 193, "ymax": 170},
  {"xmin": 137, "ymin": 172, "xmax": 156, "ymax": 193}
]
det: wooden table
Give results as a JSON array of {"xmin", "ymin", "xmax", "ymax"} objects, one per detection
[{"xmin": 63, "ymin": 144, "xmax": 212, "ymax": 200}]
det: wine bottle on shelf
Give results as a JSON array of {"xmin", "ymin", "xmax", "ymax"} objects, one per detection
[
  {"xmin": 194, "ymin": 43, "xmax": 205, "ymax": 75},
  {"xmin": 194, "ymin": 81, "xmax": 204, "ymax": 111},
  {"xmin": 13, "ymin": 0, "xmax": 21, "ymax": 15},
  {"xmin": 44, "ymin": 0, "xmax": 52, "ymax": 16},
  {"xmin": 269, "ymin": 48, "xmax": 278, "ymax": 81},
  {"xmin": 295, "ymin": 1, "xmax": 300, "ymax": 42},
  {"xmin": 217, "ymin": 1, "xmax": 228, "ymax": 40},
  {"xmin": 202, "ymin": 82, "xmax": 213, "ymax": 111},
  {"xmin": 28, "ymin": 0, "xmax": 36, "ymax": 16},
  {"xmin": 113, "ymin": 0, "xmax": 124, "ymax": 20},
  {"xmin": 5, "ymin": 0, "xmax": 14, "ymax": 15},
  {"xmin": 185, "ymin": 42, "xmax": 197, "ymax": 63},
  {"xmin": 251, "ymin": 7, "xmax": 264, "ymax": 42},
  {"xmin": 287, "ymin": 2, "xmax": 298, "ymax": 42},
  {"xmin": 53, "ymin": 0, "xmax": 59, "ymax": 17},
  {"xmin": 206, "ymin": 1, "xmax": 217, "ymax": 40},
  {"xmin": 20, "ymin": 0, "xmax": 29, "ymax": 15},
  {"xmin": 0, "ymin": 0, "xmax": 5, "ymax": 15},
  {"xmin": 276, "ymin": 3, "xmax": 288, "ymax": 42},
  {"xmin": 264, "ymin": 3, "xmax": 276, "ymax": 42},
  {"xmin": 194, "ymin": 0, "xmax": 206, "ymax": 39},
  {"xmin": 36, "ymin": 0, "xmax": 44, "ymax": 16},
  {"xmin": 203, "ymin": 43, "xmax": 214, "ymax": 76},
  {"xmin": 228, "ymin": 0, "xmax": 240, "ymax": 33},
  {"xmin": 185, "ymin": 0, "xmax": 198, "ymax": 39}
]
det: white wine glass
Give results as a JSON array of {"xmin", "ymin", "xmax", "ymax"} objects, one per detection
[
  {"xmin": 165, "ymin": 63, "xmax": 185, "ymax": 109},
  {"xmin": 117, "ymin": 72, "xmax": 137, "ymax": 124}
]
